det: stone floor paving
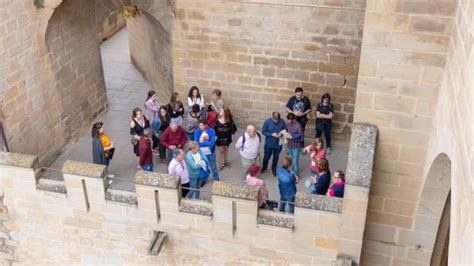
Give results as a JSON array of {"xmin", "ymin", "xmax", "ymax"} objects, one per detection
[{"xmin": 51, "ymin": 28, "xmax": 350, "ymax": 202}]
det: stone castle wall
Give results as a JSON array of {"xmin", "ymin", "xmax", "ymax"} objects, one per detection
[
  {"xmin": 0, "ymin": 124, "xmax": 376, "ymax": 264},
  {"xmin": 171, "ymin": 0, "xmax": 366, "ymax": 132},
  {"xmin": 354, "ymin": 0, "xmax": 473, "ymax": 265}
]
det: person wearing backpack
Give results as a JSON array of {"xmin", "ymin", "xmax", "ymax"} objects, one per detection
[
  {"xmin": 235, "ymin": 124, "xmax": 261, "ymax": 178},
  {"xmin": 284, "ymin": 113, "xmax": 303, "ymax": 177}
]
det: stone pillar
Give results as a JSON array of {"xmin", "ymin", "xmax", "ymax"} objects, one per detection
[
  {"xmin": 337, "ymin": 124, "xmax": 377, "ymax": 264},
  {"xmin": 0, "ymin": 152, "xmax": 38, "ymax": 206},
  {"xmin": 62, "ymin": 160, "xmax": 107, "ymax": 212},
  {"xmin": 211, "ymin": 181, "xmax": 259, "ymax": 240},
  {"xmin": 135, "ymin": 171, "xmax": 181, "ymax": 225}
]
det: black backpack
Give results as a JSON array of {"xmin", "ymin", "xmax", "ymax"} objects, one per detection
[{"xmin": 241, "ymin": 132, "xmax": 261, "ymax": 151}]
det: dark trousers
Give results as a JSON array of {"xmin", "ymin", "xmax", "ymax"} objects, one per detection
[
  {"xmin": 156, "ymin": 136, "xmax": 166, "ymax": 160},
  {"xmin": 152, "ymin": 135, "xmax": 159, "ymax": 150},
  {"xmin": 262, "ymin": 145, "xmax": 282, "ymax": 172},
  {"xmin": 316, "ymin": 122, "xmax": 332, "ymax": 148},
  {"xmin": 181, "ymin": 182, "xmax": 189, "ymax": 198}
]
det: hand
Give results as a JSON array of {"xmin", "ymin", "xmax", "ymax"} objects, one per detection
[
  {"xmin": 311, "ymin": 174, "xmax": 317, "ymax": 182},
  {"xmin": 169, "ymin": 145, "xmax": 176, "ymax": 149},
  {"xmin": 295, "ymin": 175, "xmax": 300, "ymax": 183},
  {"xmin": 271, "ymin": 133, "xmax": 278, "ymax": 138}
]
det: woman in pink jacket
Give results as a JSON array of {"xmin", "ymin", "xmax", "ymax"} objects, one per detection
[
  {"xmin": 246, "ymin": 164, "xmax": 269, "ymax": 208},
  {"xmin": 303, "ymin": 137, "xmax": 326, "ymax": 175}
]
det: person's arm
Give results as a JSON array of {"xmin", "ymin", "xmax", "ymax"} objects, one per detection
[
  {"xmin": 303, "ymin": 98, "xmax": 312, "ymax": 116},
  {"xmin": 168, "ymin": 162, "xmax": 176, "ymax": 175},
  {"xmin": 160, "ymin": 129, "xmax": 170, "ymax": 148},
  {"xmin": 178, "ymin": 128, "xmax": 188, "ymax": 148},
  {"xmin": 285, "ymin": 97, "xmax": 294, "ymax": 114},
  {"xmin": 303, "ymin": 144, "xmax": 312, "ymax": 153},
  {"xmin": 200, "ymin": 129, "xmax": 216, "ymax": 147},
  {"xmin": 199, "ymin": 96, "xmax": 205, "ymax": 108},
  {"xmin": 262, "ymin": 120, "xmax": 273, "ymax": 138},
  {"xmin": 177, "ymin": 103, "xmax": 185, "ymax": 116},
  {"xmin": 130, "ymin": 121, "xmax": 136, "ymax": 136},
  {"xmin": 235, "ymin": 136, "xmax": 243, "ymax": 149}
]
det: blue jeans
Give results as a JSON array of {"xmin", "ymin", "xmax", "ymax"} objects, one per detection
[
  {"xmin": 187, "ymin": 178, "xmax": 200, "ymax": 199},
  {"xmin": 143, "ymin": 164, "xmax": 153, "ymax": 172},
  {"xmin": 289, "ymin": 148, "xmax": 300, "ymax": 176},
  {"xmin": 105, "ymin": 157, "xmax": 111, "ymax": 167},
  {"xmin": 206, "ymin": 152, "xmax": 219, "ymax": 181},
  {"xmin": 262, "ymin": 145, "xmax": 282, "ymax": 172},
  {"xmin": 166, "ymin": 148, "xmax": 174, "ymax": 166},
  {"xmin": 279, "ymin": 196, "xmax": 295, "ymax": 214}
]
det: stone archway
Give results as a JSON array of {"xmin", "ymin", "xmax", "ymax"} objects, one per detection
[{"xmin": 412, "ymin": 153, "xmax": 452, "ymax": 265}]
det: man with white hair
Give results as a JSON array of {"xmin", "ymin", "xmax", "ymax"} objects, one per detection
[
  {"xmin": 235, "ymin": 124, "xmax": 262, "ymax": 178},
  {"xmin": 160, "ymin": 121, "xmax": 188, "ymax": 165}
]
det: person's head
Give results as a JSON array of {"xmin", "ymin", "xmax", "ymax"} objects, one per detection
[
  {"xmin": 333, "ymin": 170, "xmax": 345, "ymax": 183},
  {"xmin": 199, "ymin": 120, "xmax": 208, "ymax": 131},
  {"xmin": 207, "ymin": 104, "xmax": 214, "ymax": 113},
  {"xmin": 281, "ymin": 156, "xmax": 292, "ymax": 169},
  {"xmin": 272, "ymin": 111, "xmax": 281, "ymax": 123},
  {"xmin": 191, "ymin": 104, "xmax": 200, "ymax": 114},
  {"xmin": 311, "ymin": 137, "xmax": 324, "ymax": 151},
  {"xmin": 159, "ymin": 105, "xmax": 168, "ymax": 118},
  {"xmin": 321, "ymin": 93, "xmax": 331, "ymax": 105},
  {"xmin": 188, "ymin": 86, "xmax": 201, "ymax": 99},
  {"xmin": 318, "ymin": 158, "xmax": 329, "ymax": 172},
  {"xmin": 221, "ymin": 106, "xmax": 232, "ymax": 121},
  {"xmin": 212, "ymin": 89, "xmax": 222, "ymax": 100},
  {"xmin": 147, "ymin": 90, "xmax": 157, "ymax": 101},
  {"xmin": 143, "ymin": 127, "xmax": 151, "ymax": 138},
  {"xmin": 188, "ymin": 141, "xmax": 199, "ymax": 154},
  {"xmin": 173, "ymin": 149, "xmax": 185, "ymax": 162},
  {"xmin": 132, "ymin": 108, "xmax": 143, "ymax": 120},
  {"xmin": 246, "ymin": 124, "xmax": 257, "ymax": 138},
  {"xmin": 170, "ymin": 92, "xmax": 179, "ymax": 104},
  {"xmin": 248, "ymin": 164, "xmax": 262, "ymax": 177},
  {"xmin": 170, "ymin": 121, "xmax": 178, "ymax": 132},
  {"xmin": 294, "ymin": 87, "xmax": 304, "ymax": 100},
  {"xmin": 286, "ymin": 113, "xmax": 296, "ymax": 123},
  {"xmin": 91, "ymin": 122, "xmax": 103, "ymax": 138}
]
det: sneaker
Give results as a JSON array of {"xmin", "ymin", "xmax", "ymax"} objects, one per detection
[
  {"xmin": 327, "ymin": 147, "xmax": 332, "ymax": 155},
  {"xmin": 107, "ymin": 174, "xmax": 115, "ymax": 178}
]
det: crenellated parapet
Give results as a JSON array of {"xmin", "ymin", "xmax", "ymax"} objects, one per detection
[{"xmin": 0, "ymin": 123, "xmax": 377, "ymax": 265}]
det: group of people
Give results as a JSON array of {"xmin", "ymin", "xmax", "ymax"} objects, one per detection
[{"xmin": 91, "ymin": 86, "xmax": 345, "ymax": 213}]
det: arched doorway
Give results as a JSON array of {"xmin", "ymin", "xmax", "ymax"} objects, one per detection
[{"xmin": 413, "ymin": 153, "xmax": 451, "ymax": 265}]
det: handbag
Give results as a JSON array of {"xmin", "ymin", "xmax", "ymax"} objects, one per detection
[
  {"xmin": 198, "ymin": 160, "xmax": 210, "ymax": 181},
  {"xmin": 131, "ymin": 136, "xmax": 138, "ymax": 146}
]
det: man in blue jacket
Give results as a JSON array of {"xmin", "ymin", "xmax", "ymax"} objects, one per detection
[
  {"xmin": 262, "ymin": 112, "xmax": 286, "ymax": 177},
  {"xmin": 194, "ymin": 120, "xmax": 219, "ymax": 181}
]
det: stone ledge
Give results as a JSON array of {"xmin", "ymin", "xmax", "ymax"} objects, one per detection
[
  {"xmin": 135, "ymin": 171, "xmax": 180, "ymax": 189},
  {"xmin": 211, "ymin": 181, "xmax": 258, "ymax": 201},
  {"xmin": 179, "ymin": 199, "xmax": 213, "ymax": 216},
  {"xmin": 295, "ymin": 193, "xmax": 343, "ymax": 213},
  {"xmin": 105, "ymin": 189, "xmax": 138, "ymax": 205},
  {"xmin": 346, "ymin": 123, "xmax": 377, "ymax": 188},
  {"xmin": 0, "ymin": 152, "xmax": 38, "ymax": 169},
  {"xmin": 36, "ymin": 178, "xmax": 67, "ymax": 194},
  {"xmin": 62, "ymin": 160, "xmax": 106, "ymax": 178},
  {"xmin": 257, "ymin": 209, "xmax": 294, "ymax": 229}
]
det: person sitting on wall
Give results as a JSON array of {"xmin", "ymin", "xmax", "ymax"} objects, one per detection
[
  {"xmin": 328, "ymin": 170, "xmax": 345, "ymax": 198},
  {"xmin": 246, "ymin": 164, "xmax": 269, "ymax": 208}
]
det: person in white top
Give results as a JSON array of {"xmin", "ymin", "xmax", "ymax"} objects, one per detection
[
  {"xmin": 168, "ymin": 149, "xmax": 190, "ymax": 198},
  {"xmin": 187, "ymin": 86, "xmax": 205, "ymax": 110},
  {"xmin": 235, "ymin": 124, "xmax": 262, "ymax": 178}
]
